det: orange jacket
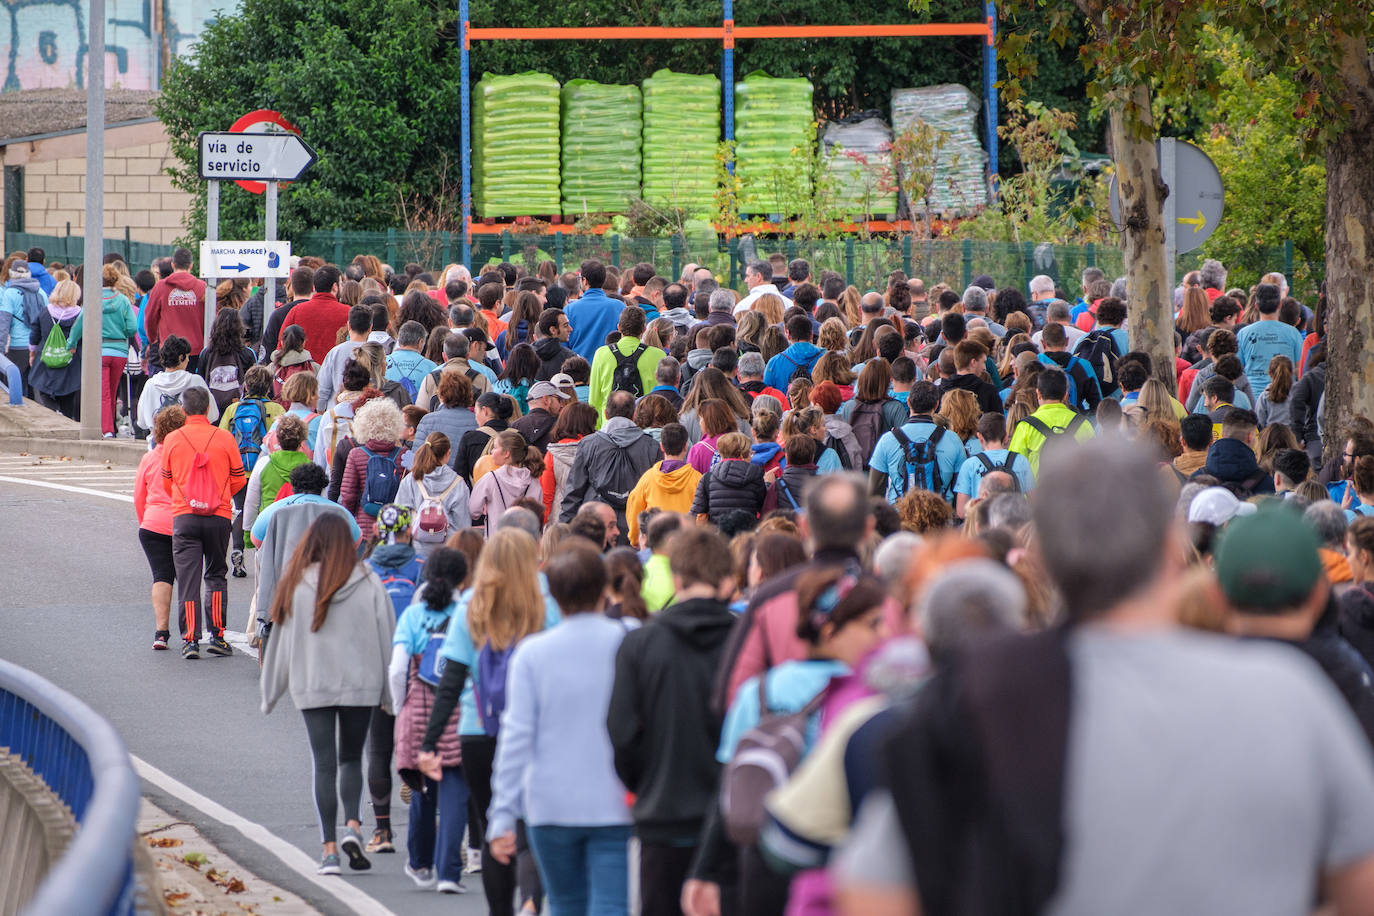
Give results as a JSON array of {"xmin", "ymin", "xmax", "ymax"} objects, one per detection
[{"xmin": 160, "ymin": 415, "xmax": 247, "ymax": 519}]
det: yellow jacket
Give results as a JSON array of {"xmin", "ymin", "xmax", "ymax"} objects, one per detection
[{"xmin": 626, "ymin": 460, "xmax": 703, "ymax": 545}]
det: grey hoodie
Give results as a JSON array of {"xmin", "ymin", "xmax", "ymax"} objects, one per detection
[
  {"xmin": 260, "ymin": 564, "xmax": 395, "ymax": 714},
  {"xmin": 396, "ymin": 463, "xmax": 471, "ymax": 555},
  {"xmin": 559, "ymin": 416, "xmax": 662, "ymax": 539}
]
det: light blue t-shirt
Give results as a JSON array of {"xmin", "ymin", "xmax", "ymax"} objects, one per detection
[
  {"xmin": 1237, "ymin": 319, "xmax": 1304, "ymax": 395},
  {"xmin": 251, "ymin": 493, "xmax": 361, "ymax": 544},
  {"xmin": 385, "ymin": 348, "xmax": 439, "ymax": 390},
  {"xmin": 438, "ymin": 575, "xmax": 564, "ymax": 736},
  {"xmin": 963, "ymin": 436, "xmax": 983, "ymax": 459},
  {"xmin": 718, "ymin": 659, "xmax": 848, "ymax": 764},
  {"xmin": 954, "ymin": 449, "xmax": 1036, "ymax": 498},
  {"xmin": 817, "ymin": 445, "xmax": 843, "ymax": 474},
  {"xmin": 394, "ymin": 601, "xmax": 454, "ymax": 654},
  {"xmin": 869, "ymin": 419, "xmax": 966, "ymax": 502}
]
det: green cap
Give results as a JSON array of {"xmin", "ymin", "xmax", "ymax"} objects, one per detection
[{"xmin": 1213, "ymin": 503, "xmax": 1322, "ymax": 612}]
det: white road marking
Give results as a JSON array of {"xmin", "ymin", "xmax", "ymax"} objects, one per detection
[
  {"xmin": 0, "ymin": 475, "xmax": 134, "ymax": 503},
  {"xmin": 131, "ymin": 757, "xmax": 396, "ymax": 916}
]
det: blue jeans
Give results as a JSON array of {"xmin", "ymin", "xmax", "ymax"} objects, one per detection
[
  {"xmin": 526, "ymin": 824, "xmax": 632, "ymax": 916},
  {"xmin": 408, "ymin": 766, "xmax": 469, "ymax": 883}
]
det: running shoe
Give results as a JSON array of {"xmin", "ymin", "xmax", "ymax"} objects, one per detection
[
  {"xmin": 405, "ymin": 863, "xmax": 437, "ymax": 889},
  {"xmin": 465, "ymin": 846, "xmax": 482, "ymax": 874},
  {"xmin": 152, "ymin": 631, "xmax": 170, "ymax": 651},
  {"xmin": 436, "ymin": 879, "xmax": 467, "ymax": 894},
  {"xmin": 182, "ymin": 641, "xmax": 199, "ymax": 660},
  {"xmin": 206, "ymin": 636, "xmax": 232, "ymax": 657},
  {"xmin": 231, "ymin": 550, "xmax": 247, "ymax": 578},
  {"xmin": 366, "ymin": 828, "xmax": 395, "ymax": 853},
  {"xmin": 339, "ymin": 829, "xmax": 371, "ymax": 871},
  {"xmin": 318, "ymin": 852, "xmax": 341, "ymax": 875}
]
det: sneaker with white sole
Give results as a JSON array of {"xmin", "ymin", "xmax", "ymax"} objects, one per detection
[
  {"xmin": 465, "ymin": 847, "xmax": 482, "ymax": 874},
  {"xmin": 318, "ymin": 852, "xmax": 341, "ymax": 875},
  {"xmin": 436, "ymin": 879, "xmax": 467, "ymax": 894},
  {"xmin": 405, "ymin": 863, "xmax": 437, "ymax": 889},
  {"xmin": 339, "ymin": 829, "xmax": 371, "ymax": 870},
  {"xmin": 152, "ymin": 631, "xmax": 170, "ymax": 651}
]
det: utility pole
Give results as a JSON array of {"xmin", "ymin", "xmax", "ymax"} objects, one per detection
[{"xmin": 81, "ymin": 0, "xmax": 105, "ymax": 439}]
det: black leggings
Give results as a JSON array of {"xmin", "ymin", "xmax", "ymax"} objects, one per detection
[
  {"xmin": 302, "ymin": 706, "xmax": 372, "ymax": 845},
  {"xmin": 367, "ymin": 707, "xmax": 395, "ymax": 823},
  {"xmin": 461, "ymin": 734, "xmax": 542, "ymax": 916}
]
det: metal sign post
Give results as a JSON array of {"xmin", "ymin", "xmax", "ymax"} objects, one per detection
[
  {"xmin": 204, "ymin": 179, "xmax": 219, "ymax": 349},
  {"xmin": 80, "ymin": 0, "xmax": 104, "ymax": 439},
  {"xmin": 265, "ymin": 181, "xmax": 279, "ymax": 336}
]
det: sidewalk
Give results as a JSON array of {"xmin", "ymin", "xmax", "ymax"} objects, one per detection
[
  {"xmin": 138, "ymin": 797, "xmax": 320, "ymax": 916},
  {"xmin": 0, "ymin": 400, "xmax": 148, "ymax": 466}
]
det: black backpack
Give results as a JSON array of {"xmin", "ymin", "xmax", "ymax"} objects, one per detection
[
  {"xmin": 848, "ymin": 400, "xmax": 888, "ymax": 464},
  {"xmin": 824, "ymin": 434, "xmax": 854, "ymax": 470},
  {"xmin": 781, "ymin": 351, "xmax": 812, "ymax": 384},
  {"xmin": 612, "ymin": 342, "xmax": 648, "ymax": 397},
  {"xmin": 1020, "ymin": 413, "xmax": 1088, "ymax": 449},
  {"xmin": 890, "ymin": 426, "xmax": 947, "ymax": 496},
  {"xmin": 976, "ymin": 452, "xmax": 1022, "ymax": 492},
  {"xmin": 1073, "ymin": 330, "xmax": 1121, "ymax": 397}
]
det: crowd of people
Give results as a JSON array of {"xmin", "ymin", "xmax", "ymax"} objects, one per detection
[{"xmin": 112, "ymin": 242, "xmax": 1374, "ymax": 916}]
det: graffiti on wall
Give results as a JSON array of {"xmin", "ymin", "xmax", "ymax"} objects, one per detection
[{"xmin": 1, "ymin": 0, "xmax": 237, "ymax": 92}]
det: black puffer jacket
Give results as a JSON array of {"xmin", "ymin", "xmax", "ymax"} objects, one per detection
[
  {"xmin": 690, "ymin": 459, "xmax": 767, "ymax": 524},
  {"xmin": 606, "ymin": 597, "xmax": 737, "ymax": 843}
]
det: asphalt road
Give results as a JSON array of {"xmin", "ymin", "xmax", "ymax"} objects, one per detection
[{"xmin": 0, "ymin": 466, "xmax": 489, "ymax": 916}]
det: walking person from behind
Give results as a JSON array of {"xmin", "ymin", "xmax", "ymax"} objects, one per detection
[
  {"xmin": 135, "ymin": 404, "xmax": 187, "ymax": 651},
  {"xmin": 159, "ymin": 386, "xmax": 246, "ymax": 658},
  {"xmin": 261, "ymin": 513, "xmax": 397, "ymax": 876}
]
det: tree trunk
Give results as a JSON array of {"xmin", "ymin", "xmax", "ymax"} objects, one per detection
[
  {"xmin": 1322, "ymin": 35, "xmax": 1374, "ymax": 460},
  {"xmin": 1109, "ymin": 84, "xmax": 1175, "ymax": 395}
]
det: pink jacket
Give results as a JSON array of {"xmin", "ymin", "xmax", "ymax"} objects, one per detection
[{"xmin": 134, "ymin": 446, "xmax": 174, "ymax": 535}]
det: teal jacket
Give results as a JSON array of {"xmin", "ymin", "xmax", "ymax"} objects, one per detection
[{"xmin": 69, "ymin": 289, "xmax": 139, "ymax": 357}]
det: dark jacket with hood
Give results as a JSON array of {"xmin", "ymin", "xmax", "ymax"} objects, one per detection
[
  {"xmin": 240, "ymin": 283, "xmax": 287, "ymax": 354},
  {"xmin": 607, "ymin": 597, "xmax": 737, "ymax": 843},
  {"xmin": 941, "ymin": 371, "xmax": 1004, "ymax": 415},
  {"xmin": 764, "ymin": 461, "xmax": 817, "ymax": 514},
  {"xmin": 533, "ymin": 335, "xmax": 576, "ymax": 380},
  {"xmin": 513, "ymin": 407, "xmax": 558, "ymax": 452},
  {"xmin": 1290, "ymin": 361, "xmax": 1326, "ymax": 449},
  {"xmin": 1197, "ymin": 436, "xmax": 1275, "ymax": 495},
  {"xmin": 1339, "ymin": 583, "xmax": 1374, "ymax": 675},
  {"xmin": 559, "ymin": 416, "xmax": 662, "ymax": 541},
  {"xmin": 690, "ymin": 458, "xmax": 767, "ymax": 524}
]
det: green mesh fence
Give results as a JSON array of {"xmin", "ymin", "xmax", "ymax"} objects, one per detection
[{"xmin": 4, "ymin": 231, "xmax": 166, "ymax": 270}]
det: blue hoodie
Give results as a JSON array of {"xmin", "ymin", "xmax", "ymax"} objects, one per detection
[
  {"xmin": 565, "ymin": 289, "xmax": 624, "ymax": 360},
  {"xmin": 763, "ymin": 341, "xmax": 824, "ymax": 392},
  {"xmin": 751, "ymin": 441, "xmax": 782, "ymax": 468},
  {"xmin": 29, "ymin": 262, "xmax": 56, "ymax": 296}
]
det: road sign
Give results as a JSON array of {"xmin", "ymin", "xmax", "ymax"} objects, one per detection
[
  {"xmin": 198, "ymin": 241, "xmax": 291, "ymax": 279},
  {"xmin": 1109, "ymin": 139, "xmax": 1224, "ymax": 254},
  {"xmin": 227, "ymin": 109, "xmax": 307, "ymax": 195},
  {"xmin": 198, "ymin": 131, "xmax": 316, "ymax": 183}
]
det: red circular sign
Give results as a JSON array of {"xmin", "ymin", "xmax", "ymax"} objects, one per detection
[{"xmin": 229, "ymin": 109, "xmax": 302, "ymax": 195}]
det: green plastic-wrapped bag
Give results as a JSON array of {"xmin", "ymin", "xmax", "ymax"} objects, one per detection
[
  {"xmin": 473, "ymin": 72, "xmax": 561, "ymax": 217},
  {"xmin": 734, "ymin": 72, "xmax": 814, "ymax": 215},
  {"xmin": 642, "ymin": 70, "xmax": 720, "ymax": 213},
  {"xmin": 561, "ymin": 80, "xmax": 642, "ymax": 216}
]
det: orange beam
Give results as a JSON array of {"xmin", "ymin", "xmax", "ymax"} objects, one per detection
[{"xmin": 465, "ymin": 23, "xmax": 990, "ymax": 42}]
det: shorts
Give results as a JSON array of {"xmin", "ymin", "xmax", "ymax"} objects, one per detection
[{"xmin": 138, "ymin": 528, "xmax": 176, "ymax": 584}]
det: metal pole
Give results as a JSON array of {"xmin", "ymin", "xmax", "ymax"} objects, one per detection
[
  {"xmin": 80, "ymin": 0, "xmax": 105, "ymax": 439},
  {"xmin": 722, "ymin": 0, "xmax": 734, "ymax": 148},
  {"xmin": 1161, "ymin": 137, "xmax": 1177, "ymax": 301},
  {"xmin": 984, "ymin": 1, "xmax": 998, "ymax": 188},
  {"xmin": 460, "ymin": 0, "xmax": 472, "ymax": 267},
  {"xmin": 264, "ymin": 180, "xmax": 278, "ymax": 354},
  {"xmin": 204, "ymin": 179, "xmax": 219, "ymax": 348}
]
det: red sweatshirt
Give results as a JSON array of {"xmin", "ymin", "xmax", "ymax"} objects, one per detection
[
  {"xmin": 289, "ymin": 292, "xmax": 350, "ymax": 363},
  {"xmin": 144, "ymin": 271, "xmax": 207, "ymax": 347}
]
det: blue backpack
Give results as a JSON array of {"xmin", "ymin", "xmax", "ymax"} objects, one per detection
[
  {"xmin": 475, "ymin": 639, "xmax": 520, "ymax": 737},
  {"xmin": 360, "ymin": 446, "xmax": 403, "ymax": 517},
  {"xmin": 890, "ymin": 425, "xmax": 947, "ymax": 497},
  {"xmin": 417, "ymin": 616, "xmax": 450, "ymax": 687},
  {"xmin": 368, "ymin": 554, "xmax": 424, "ymax": 619},
  {"xmin": 392, "ymin": 362, "xmax": 425, "ymax": 401},
  {"xmin": 231, "ymin": 399, "xmax": 268, "ymax": 471}
]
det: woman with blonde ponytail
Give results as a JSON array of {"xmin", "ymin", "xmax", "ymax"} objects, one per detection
[{"xmin": 396, "ymin": 431, "xmax": 471, "ymax": 557}]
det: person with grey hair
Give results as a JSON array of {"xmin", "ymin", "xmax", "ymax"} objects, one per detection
[
  {"xmin": 385, "ymin": 320, "xmax": 439, "ymax": 398},
  {"xmin": 839, "ymin": 435, "xmax": 1374, "ymax": 916},
  {"xmin": 917, "ymin": 559, "xmax": 1027, "ymax": 664},
  {"xmin": 1031, "ymin": 299, "xmax": 1087, "ymax": 352},
  {"xmin": 1199, "ymin": 258, "xmax": 1227, "ymax": 293},
  {"xmin": 690, "ymin": 287, "xmax": 738, "ymax": 340},
  {"xmin": 648, "ymin": 355, "xmax": 684, "ymax": 409},
  {"xmin": 1306, "ymin": 500, "xmax": 1350, "ymax": 552},
  {"xmin": 873, "ymin": 531, "xmax": 923, "ymax": 585},
  {"xmin": 497, "ymin": 506, "xmax": 542, "ymax": 540},
  {"xmin": 448, "ymin": 303, "xmax": 474, "ymax": 328},
  {"xmin": 1109, "ymin": 277, "xmax": 1128, "ymax": 301},
  {"xmin": 961, "ymin": 285, "xmax": 988, "ymax": 315},
  {"xmin": 734, "ymin": 259, "xmax": 782, "ymax": 315},
  {"xmin": 984, "ymin": 491, "xmax": 1032, "ymax": 531},
  {"xmin": 738, "ymin": 349, "xmax": 789, "ymax": 407}
]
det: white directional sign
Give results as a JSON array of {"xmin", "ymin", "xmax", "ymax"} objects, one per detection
[
  {"xmin": 198, "ymin": 131, "xmax": 317, "ymax": 182},
  {"xmin": 198, "ymin": 241, "xmax": 291, "ymax": 279},
  {"xmin": 1109, "ymin": 139, "xmax": 1224, "ymax": 254}
]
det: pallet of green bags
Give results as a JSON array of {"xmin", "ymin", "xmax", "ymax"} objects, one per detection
[
  {"xmin": 561, "ymin": 80, "xmax": 642, "ymax": 217},
  {"xmin": 642, "ymin": 70, "xmax": 720, "ymax": 214},
  {"xmin": 473, "ymin": 72, "xmax": 561, "ymax": 217},
  {"xmin": 735, "ymin": 72, "xmax": 814, "ymax": 215}
]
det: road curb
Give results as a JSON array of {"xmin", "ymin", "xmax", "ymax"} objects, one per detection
[{"xmin": 0, "ymin": 435, "xmax": 148, "ymax": 467}]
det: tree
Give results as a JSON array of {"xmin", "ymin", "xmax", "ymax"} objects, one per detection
[{"xmin": 1216, "ymin": 3, "xmax": 1374, "ymax": 451}]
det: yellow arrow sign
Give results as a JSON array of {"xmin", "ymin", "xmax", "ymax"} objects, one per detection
[{"xmin": 1177, "ymin": 210, "xmax": 1206, "ymax": 233}]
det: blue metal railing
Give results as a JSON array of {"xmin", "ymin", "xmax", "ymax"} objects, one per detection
[
  {"xmin": 0, "ymin": 353, "xmax": 24, "ymax": 406},
  {"xmin": 0, "ymin": 659, "xmax": 140, "ymax": 916}
]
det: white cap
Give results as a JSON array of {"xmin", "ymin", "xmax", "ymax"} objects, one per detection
[{"xmin": 1187, "ymin": 487, "xmax": 1258, "ymax": 526}]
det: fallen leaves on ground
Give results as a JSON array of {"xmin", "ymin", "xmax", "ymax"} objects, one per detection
[{"xmin": 147, "ymin": 836, "xmax": 183, "ymax": 848}]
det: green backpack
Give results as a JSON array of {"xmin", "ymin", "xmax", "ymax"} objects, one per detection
[{"xmin": 41, "ymin": 320, "xmax": 74, "ymax": 368}]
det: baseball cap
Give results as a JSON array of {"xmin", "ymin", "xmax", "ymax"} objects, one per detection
[
  {"xmin": 1187, "ymin": 487, "xmax": 1258, "ymax": 526},
  {"xmin": 549, "ymin": 372, "xmax": 575, "ymax": 390},
  {"xmin": 529, "ymin": 381, "xmax": 570, "ymax": 400},
  {"xmin": 1213, "ymin": 503, "xmax": 1322, "ymax": 611}
]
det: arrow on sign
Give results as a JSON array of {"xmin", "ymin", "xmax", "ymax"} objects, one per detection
[
  {"xmin": 222, "ymin": 262, "xmax": 249, "ymax": 272},
  {"xmin": 1177, "ymin": 210, "xmax": 1206, "ymax": 233},
  {"xmin": 199, "ymin": 132, "xmax": 318, "ymax": 182}
]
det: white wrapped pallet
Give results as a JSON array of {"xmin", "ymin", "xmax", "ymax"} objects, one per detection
[{"xmin": 890, "ymin": 84, "xmax": 989, "ymax": 215}]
